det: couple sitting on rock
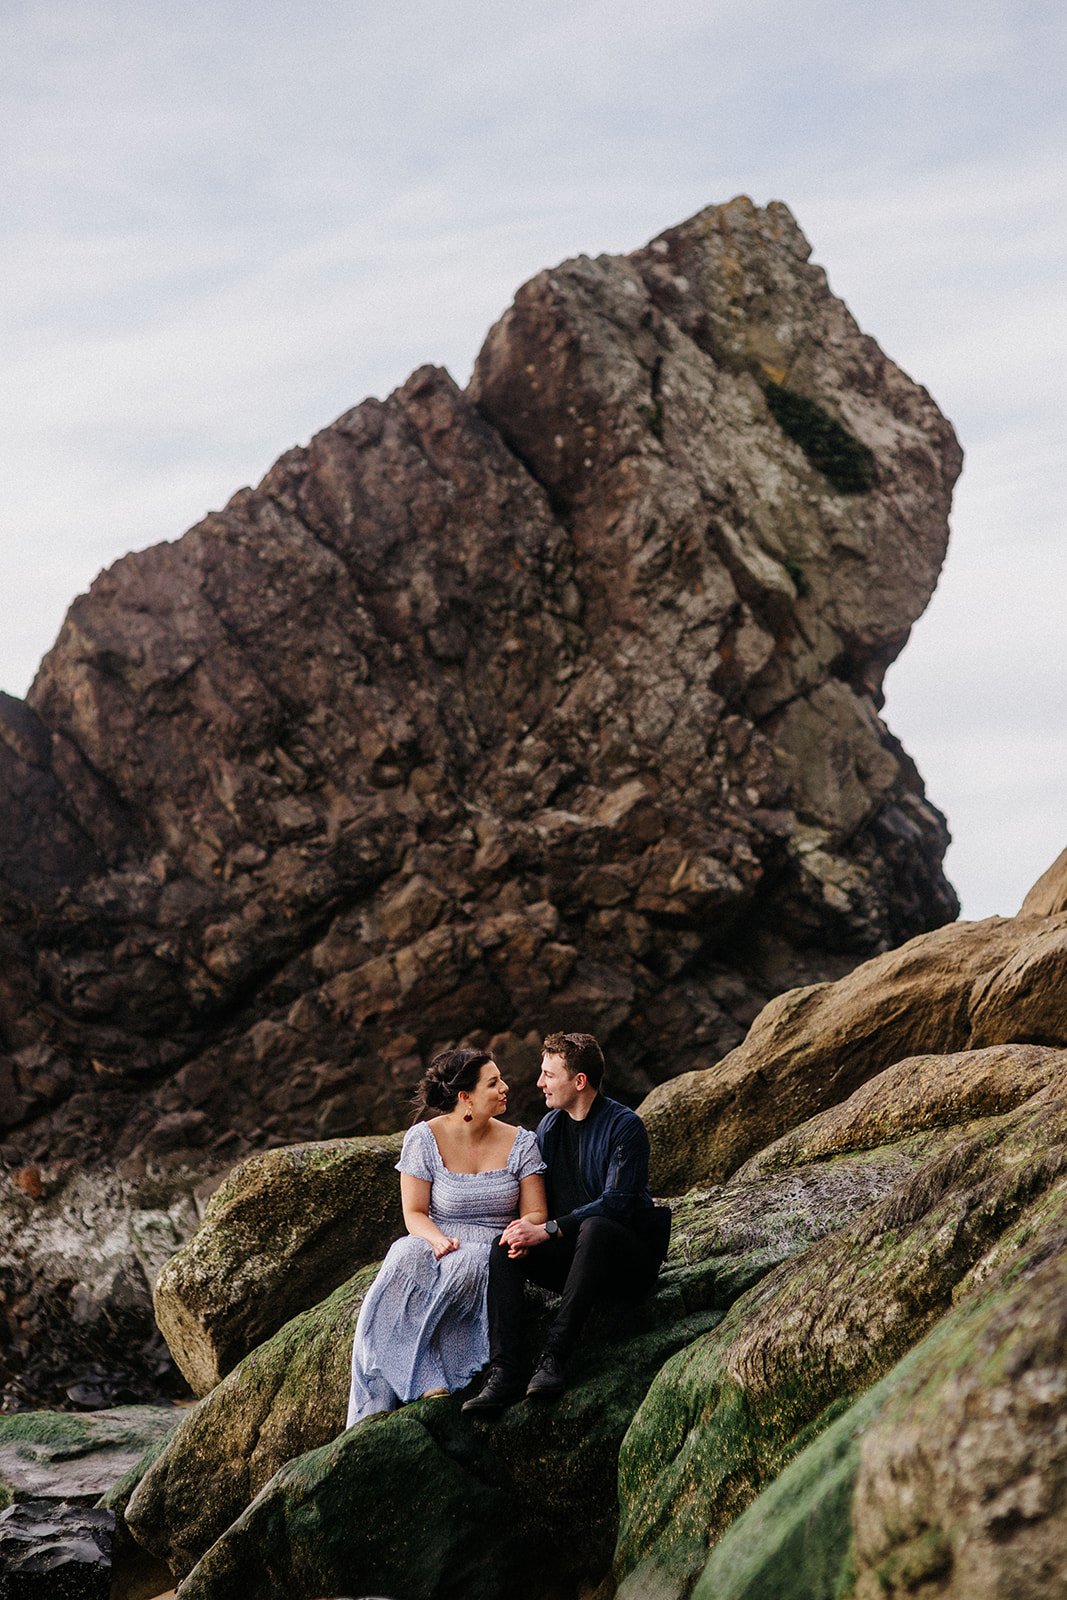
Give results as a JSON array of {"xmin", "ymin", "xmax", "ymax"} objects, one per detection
[{"xmin": 345, "ymin": 1031, "xmax": 670, "ymax": 1425}]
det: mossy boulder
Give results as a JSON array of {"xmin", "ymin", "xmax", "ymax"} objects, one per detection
[
  {"xmin": 153, "ymin": 1132, "xmax": 403, "ymax": 1394},
  {"xmin": 0, "ymin": 1406, "xmax": 181, "ymax": 1509},
  {"xmin": 613, "ymin": 1085, "xmax": 1067, "ymax": 1598},
  {"xmin": 640, "ymin": 914, "xmax": 1067, "ymax": 1194},
  {"xmin": 690, "ymin": 1179, "xmax": 1067, "ymax": 1600},
  {"xmin": 736, "ymin": 1042, "xmax": 1067, "ymax": 1179},
  {"xmin": 666, "ymin": 1136, "xmax": 945, "ymax": 1307}
]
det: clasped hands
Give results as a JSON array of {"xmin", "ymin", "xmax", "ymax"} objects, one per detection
[{"xmin": 499, "ymin": 1217, "xmax": 550, "ymax": 1258}]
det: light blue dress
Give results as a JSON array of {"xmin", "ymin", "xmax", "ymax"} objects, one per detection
[{"xmin": 345, "ymin": 1120, "xmax": 545, "ymax": 1427}]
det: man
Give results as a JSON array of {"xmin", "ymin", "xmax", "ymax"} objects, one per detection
[{"xmin": 462, "ymin": 1030, "xmax": 670, "ymax": 1412}]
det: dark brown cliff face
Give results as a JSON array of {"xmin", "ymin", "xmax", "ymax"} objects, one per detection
[{"xmin": 0, "ymin": 198, "xmax": 961, "ymax": 1170}]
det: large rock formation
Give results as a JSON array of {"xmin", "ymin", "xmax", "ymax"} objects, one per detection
[{"xmin": 0, "ymin": 197, "xmax": 960, "ymax": 1186}]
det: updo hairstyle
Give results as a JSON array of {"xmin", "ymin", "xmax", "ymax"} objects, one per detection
[{"xmin": 413, "ymin": 1048, "xmax": 493, "ymax": 1118}]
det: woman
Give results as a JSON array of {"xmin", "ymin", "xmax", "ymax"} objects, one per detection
[{"xmin": 345, "ymin": 1047, "xmax": 547, "ymax": 1427}]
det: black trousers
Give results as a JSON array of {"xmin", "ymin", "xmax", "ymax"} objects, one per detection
[{"xmin": 487, "ymin": 1215, "xmax": 662, "ymax": 1371}]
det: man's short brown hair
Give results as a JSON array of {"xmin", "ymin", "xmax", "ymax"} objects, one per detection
[{"xmin": 541, "ymin": 1031, "xmax": 605, "ymax": 1090}]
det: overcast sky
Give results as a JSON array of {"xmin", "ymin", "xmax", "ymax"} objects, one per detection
[{"xmin": 2, "ymin": 0, "xmax": 1064, "ymax": 920}]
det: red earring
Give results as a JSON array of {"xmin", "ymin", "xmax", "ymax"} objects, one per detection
[{"xmin": 462, "ymin": 1101, "xmax": 473, "ymax": 1122}]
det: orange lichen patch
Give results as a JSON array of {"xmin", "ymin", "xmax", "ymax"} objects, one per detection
[{"xmin": 11, "ymin": 1165, "xmax": 43, "ymax": 1199}]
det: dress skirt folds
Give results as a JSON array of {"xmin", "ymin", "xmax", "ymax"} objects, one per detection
[{"xmin": 346, "ymin": 1120, "xmax": 545, "ymax": 1427}]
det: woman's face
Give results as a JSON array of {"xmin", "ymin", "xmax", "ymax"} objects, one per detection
[{"xmin": 463, "ymin": 1059, "xmax": 508, "ymax": 1120}]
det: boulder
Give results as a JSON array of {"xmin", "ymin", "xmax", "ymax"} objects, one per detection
[
  {"xmin": 1019, "ymin": 846, "xmax": 1067, "ymax": 917},
  {"xmin": 689, "ymin": 1187, "xmax": 1067, "ymax": 1600},
  {"xmin": 736, "ymin": 1041, "xmax": 1067, "ymax": 1179},
  {"xmin": 153, "ymin": 1133, "xmax": 403, "ymax": 1394},
  {"xmin": 125, "ymin": 1265, "xmax": 377, "ymax": 1576},
  {"xmin": 613, "ymin": 1084, "xmax": 1067, "ymax": 1598},
  {"xmin": 847, "ymin": 1226, "xmax": 1067, "ymax": 1600},
  {"xmin": 641, "ymin": 913, "xmax": 1067, "ymax": 1194}
]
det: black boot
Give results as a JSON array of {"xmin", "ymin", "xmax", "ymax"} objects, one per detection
[
  {"xmin": 461, "ymin": 1365, "xmax": 526, "ymax": 1414},
  {"xmin": 525, "ymin": 1350, "xmax": 566, "ymax": 1398}
]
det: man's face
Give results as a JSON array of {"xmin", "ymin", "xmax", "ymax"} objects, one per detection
[{"xmin": 537, "ymin": 1051, "xmax": 583, "ymax": 1111}]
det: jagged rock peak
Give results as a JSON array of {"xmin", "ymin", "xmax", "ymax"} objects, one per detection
[{"xmin": 1, "ymin": 196, "xmax": 961, "ymax": 1179}]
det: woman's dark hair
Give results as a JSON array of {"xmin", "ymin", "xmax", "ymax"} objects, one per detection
[{"xmin": 413, "ymin": 1048, "xmax": 493, "ymax": 1118}]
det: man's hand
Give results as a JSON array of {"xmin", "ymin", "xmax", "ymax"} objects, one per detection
[
  {"xmin": 432, "ymin": 1235, "xmax": 460, "ymax": 1259},
  {"xmin": 500, "ymin": 1218, "xmax": 550, "ymax": 1252}
]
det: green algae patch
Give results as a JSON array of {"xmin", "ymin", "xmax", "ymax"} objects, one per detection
[
  {"xmin": 683, "ymin": 1334, "xmax": 961, "ymax": 1600},
  {"xmin": 0, "ymin": 1413, "xmax": 95, "ymax": 1454},
  {"xmin": 691, "ymin": 1399, "xmax": 870, "ymax": 1600},
  {"xmin": 0, "ymin": 1405, "xmax": 183, "ymax": 1511}
]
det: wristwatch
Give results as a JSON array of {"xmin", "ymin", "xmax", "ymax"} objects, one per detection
[{"xmin": 544, "ymin": 1219, "xmax": 560, "ymax": 1237}]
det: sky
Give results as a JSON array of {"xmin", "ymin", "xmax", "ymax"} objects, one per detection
[{"xmin": 2, "ymin": 0, "xmax": 1064, "ymax": 921}]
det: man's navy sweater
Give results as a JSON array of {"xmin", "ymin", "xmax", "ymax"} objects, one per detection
[{"xmin": 536, "ymin": 1093, "xmax": 669, "ymax": 1258}]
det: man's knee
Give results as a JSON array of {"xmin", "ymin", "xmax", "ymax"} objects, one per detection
[
  {"xmin": 571, "ymin": 1215, "xmax": 660, "ymax": 1293},
  {"xmin": 572, "ymin": 1214, "xmax": 626, "ymax": 1252}
]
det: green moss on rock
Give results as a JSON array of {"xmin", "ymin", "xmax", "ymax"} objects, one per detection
[
  {"xmin": 764, "ymin": 381, "xmax": 875, "ymax": 493},
  {"xmin": 0, "ymin": 1413, "xmax": 95, "ymax": 1453},
  {"xmin": 0, "ymin": 1406, "xmax": 183, "ymax": 1510},
  {"xmin": 126, "ymin": 1261, "xmax": 379, "ymax": 1575},
  {"xmin": 695, "ymin": 1177, "xmax": 1067, "ymax": 1600},
  {"xmin": 154, "ymin": 1132, "xmax": 404, "ymax": 1395}
]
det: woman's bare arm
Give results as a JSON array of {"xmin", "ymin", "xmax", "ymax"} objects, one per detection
[
  {"xmin": 518, "ymin": 1172, "xmax": 548, "ymax": 1225},
  {"xmin": 400, "ymin": 1172, "xmax": 459, "ymax": 1258}
]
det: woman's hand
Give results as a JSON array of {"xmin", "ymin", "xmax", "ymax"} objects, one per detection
[{"xmin": 432, "ymin": 1234, "xmax": 460, "ymax": 1259}]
